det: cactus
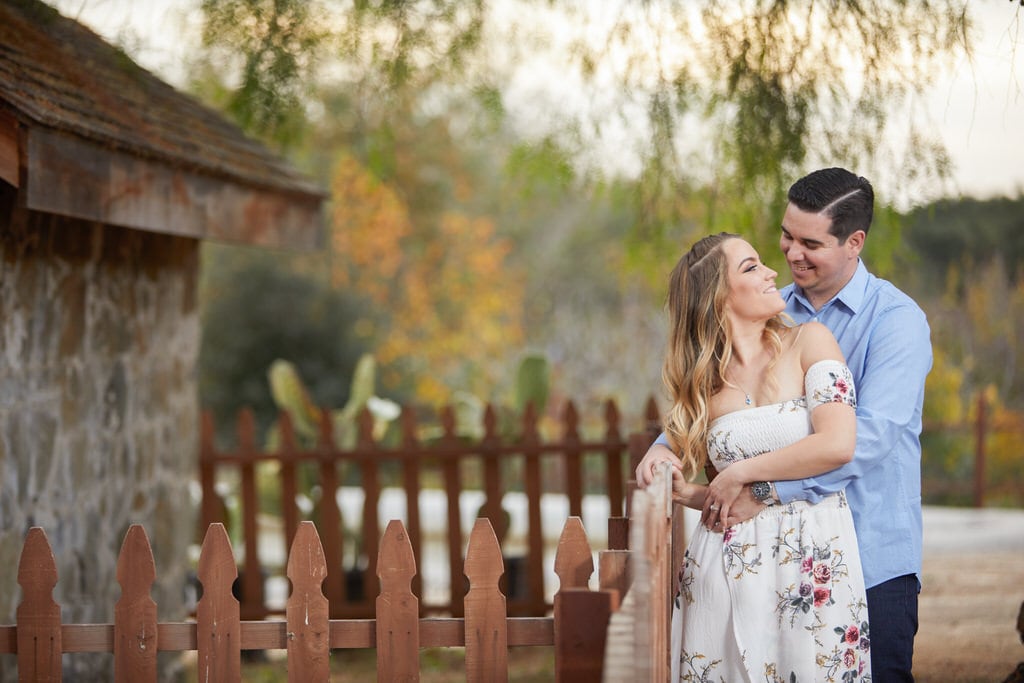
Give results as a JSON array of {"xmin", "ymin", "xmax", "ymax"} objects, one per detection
[{"xmin": 514, "ymin": 353, "xmax": 550, "ymax": 416}]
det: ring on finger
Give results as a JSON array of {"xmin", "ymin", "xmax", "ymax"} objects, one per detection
[{"xmin": 709, "ymin": 504, "xmax": 719, "ymax": 511}]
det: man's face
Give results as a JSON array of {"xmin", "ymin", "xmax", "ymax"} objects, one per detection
[{"xmin": 779, "ymin": 203, "xmax": 864, "ymax": 308}]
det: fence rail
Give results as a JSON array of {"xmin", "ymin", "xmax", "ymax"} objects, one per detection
[
  {"xmin": 0, "ymin": 518, "xmax": 628, "ymax": 681},
  {"xmin": 200, "ymin": 398, "xmax": 662, "ymax": 620}
]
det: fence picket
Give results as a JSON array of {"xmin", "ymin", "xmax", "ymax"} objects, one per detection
[
  {"xmin": 464, "ymin": 519, "xmax": 508, "ymax": 683},
  {"xmin": 285, "ymin": 521, "xmax": 330, "ymax": 682},
  {"xmin": 520, "ymin": 402, "xmax": 545, "ymax": 615},
  {"xmin": 198, "ymin": 397, "xmax": 655, "ymax": 619},
  {"xmin": 114, "ymin": 524, "xmax": 157, "ymax": 682},
  {"xmin": 376, "ymin": 519, "xmax": 420, "ymax": 681},
  {"xmin": 553, "ymin": 517, "xmax": 593, "ymax": 590},
  {"xmin": 551, "ymin": 518, "xmax": 601, "ymax": 683},
  {"xmin": 400, "ymin": 406, "xmax": 424, "ymax": 607},
  {"xmin": 278, "ymin": 411, "xmax": 300, "ymax": 552},
  {"xmin": 358, "ymin": 407, "xmax": 382, "ymax": 616},
  {"xmin": 316, "ymin": 408, "xmax": 346, "ymax": 611},
  {"xmin": 16, "ymin": 527, "xmax": 61, "ymax": 681},
  {"xmin": 439, "ymin": 405, "xmax": 466, "ymax": 617},
  {"xmin": 2, "ymin": 512, "xmax": 649, "ymax": 681},
  {"xmin": 554, "ymin": 588, "xmax": 616, "ymax": 683},
  {"xmin": 563, "ymin": 401, "xmax": 584, "ymax": 518},
  {"xmin": 237, "ymin": 409, "xmax": 265, "ymax": 619},
  {"xmin": 603, "ymin": 400, "xmax": 626, "ymax": 517},
  {"xmin": 196, "ymin": 523, "xmax": 241, "ymax": 683}
]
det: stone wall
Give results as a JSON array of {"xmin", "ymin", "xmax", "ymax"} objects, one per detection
[{"xmin": 0, "ymin": 183, "xmax": 200, "ymax": 681}]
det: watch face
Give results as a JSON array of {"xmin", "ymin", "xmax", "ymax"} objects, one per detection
[{"xmin": 752, "ymin": 481, "xmax": 771, "ymax": 501}]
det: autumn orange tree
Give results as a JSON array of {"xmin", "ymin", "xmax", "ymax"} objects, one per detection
[{"xmin": 330, "ymin": 149, "xmax": 524, "ymax": 403}]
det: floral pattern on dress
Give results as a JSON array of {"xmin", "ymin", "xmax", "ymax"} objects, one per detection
[
  {"xmin": 809, "ymin": 365, "xmax": 857, "ymax": 410},
  {"xmin": 672, "ymin": 361, "xmax": 871, "ymax": 683},
  {"xmin": 772, "ymin": 526, "xmax": 850, "ymax": 627}
]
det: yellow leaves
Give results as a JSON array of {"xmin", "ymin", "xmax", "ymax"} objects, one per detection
[
  {"xmin": 330, "ymin": 153, "xmax": 411, "ymax": 298},
  {"xmin": 924, "ymin": 348, "xmax": 965, "ymax": 425},
  {"xmin": 329, "ymin": 154, "xmax": 524, "ymax": 405}
]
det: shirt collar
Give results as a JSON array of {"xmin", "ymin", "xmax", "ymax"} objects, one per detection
[{"xmin": 789, "ymin": 259, "xmax": 868, "ymax": 315}]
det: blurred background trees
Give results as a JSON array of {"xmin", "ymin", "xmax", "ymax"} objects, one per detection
[{"xmin": 84, "ymin": 0, "xmax": 1020, "ymax": 503}]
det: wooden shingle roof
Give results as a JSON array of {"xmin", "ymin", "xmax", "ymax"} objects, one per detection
[{"xmin": 0, "ymin": 0, "xmax": 324, "ymax": 249}]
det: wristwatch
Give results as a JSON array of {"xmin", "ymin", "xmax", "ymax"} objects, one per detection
[{"xmin": 751, "ymin": 481, "xmax": 777, "ymax": 506}]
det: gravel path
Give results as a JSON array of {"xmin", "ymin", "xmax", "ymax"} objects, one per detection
[{"xmin": 915, "ymin": 506, "xmax": 1024, "ymax": 682}]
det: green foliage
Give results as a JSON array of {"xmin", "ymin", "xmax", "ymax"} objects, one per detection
[
  {"xmin": 902, "ymin": 195, "xmax": 1024, "ymax": 289},
  {"xmin": 196, "ymin": 0, "xmax": 330, "ymax": 149},
  {"xmin": 198, "ymin": 245, "xmax": 370, "ymax": 443}
]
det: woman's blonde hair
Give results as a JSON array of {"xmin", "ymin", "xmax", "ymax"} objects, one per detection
[{"xmin": 661, "ymin": 232, "xmax": 787, "ymax": 480}]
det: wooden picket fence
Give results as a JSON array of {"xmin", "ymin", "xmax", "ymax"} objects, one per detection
[
  {"xmin": 0, "ymin": 514, "xmax": 640, "ymax": 682},
  {"xmin": 200, "ymin": 398, "xmax": 662, "ymax": 620}
]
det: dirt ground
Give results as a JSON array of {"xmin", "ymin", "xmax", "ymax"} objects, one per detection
[{"xmin": 914, "ymin": 551, "xmax": 1024, "ymax": 683}]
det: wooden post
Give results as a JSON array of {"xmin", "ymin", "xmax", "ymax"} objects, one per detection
[
  {"xmin": 316, "ymin": 408, "xmax": 346, "ymax": 612},
  {"xmin": 974, "ymin": 392, "xmax": 987, "ymax": 508},
  {"xmin": 554, "ymin": 588, "xmax": 616, "ymax": 682},
  {"xmin": 357, "ymin": 409, "xmax": 382, "ymax": 605},
  {"xmin": 439, "ymin": 405, "xmax": 466, "ymax": 617},
  {"xmin": 17, "ymin": 527, "xmax": 62, "ymax": 681},
  {"xmin": 278, "ymin": 411, "xmax": 301, "ymax": 552},
  {"xmin": 603, "ymin": 400, "xmax": 626, "ymax": 517},
  {"xmin": 464, "ymin": 519, "xmax": 508, "ymax": 683},
  {"xmin": 196, "ymin": 523, "xmax": 242, "ymax": 683},
  {"xmin": 237, "ymin": 409, "xmax": 265, "ymax": 620},
  {"xmin": 563, "ymin": 401, "xmax": 584, "ymax": 518},
  {"xmin": 400, "ymin": 406, "xmax": 424, "ymax": 608},
  {"xmin": 115, "ymin": 525, "xmax": 157, "ymax": 682},
  {"xmin": 521, "ymin": 403, "xmax": 546, "ymax": 615},
  {"xmin": 199, "ymin": 411, "xmax": 221, "ymax": 531},
  {"xmin": 376, "ymin": 520, "xmax": 419, "ymax": 681},
  {"xmin": 286, "ymin": 522, "xmax": 330, "ymax": 682}
]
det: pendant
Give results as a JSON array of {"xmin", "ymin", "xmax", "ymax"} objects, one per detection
[{"xmin": 745, "ymin": 394, "xmax": 752, "ymax": 405}]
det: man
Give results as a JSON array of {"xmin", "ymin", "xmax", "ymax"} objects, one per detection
[{"xmin": 636, "ymin": 167, "xmax": 932, "ymax": 681}]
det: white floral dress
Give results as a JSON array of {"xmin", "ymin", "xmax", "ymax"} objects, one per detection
[{"xmin": 670, "ymin": 359, "xmax": 871, "ymax": 682}]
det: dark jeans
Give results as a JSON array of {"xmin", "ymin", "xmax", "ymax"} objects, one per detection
[{"xmin": 866, "ymin": 574, "xmax": 919, "ymax": 682}]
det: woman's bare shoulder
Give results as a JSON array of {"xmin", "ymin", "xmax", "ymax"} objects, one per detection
[{"xmin": 792, "ymin": 321, "xmax": 844, "ymax": 367}]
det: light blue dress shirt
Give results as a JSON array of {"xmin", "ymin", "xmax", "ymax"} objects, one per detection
[
  {"xmin": 775, "ymin": 260, "xmax": 932, "ymax": 590},
  {"xmin": 656, "ymin": 260, "xmax": 932, "ymax": 589}
]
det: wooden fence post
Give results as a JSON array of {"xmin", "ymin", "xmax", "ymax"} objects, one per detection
[
  {"xmin": 464, "ymin": 519, "xmax": 508, "ymax": 683},
  {"xmin": 237, "ymin": 409, "xmax": 265, "ymax": 619},
  {"xmin": 376, "ymin": 520, "xmax": 419, "ymax": 681},
  {"xmin": 316, "ymin": 408, "xmax": 346, "ymax": 611},
  {"xmin": 115, "ymin": 524, "xmax": 157, "ymax": 682},
  {"xmin": 196, "ymin": 523, "xmax": 241, "ymax": 683},
  {"xmin": 563, "ymin": 401, "xmax": 584, "ymax": 518},
  {"xmin": 553, "ymin": 517, "xmax": 600, "ymax": 682},
  {"xmin": 286, "ymin": 521, "xmax": 330, "ymax": 682},
  {"xmin": 974, "ymin": 391, "xmax": 987, "ymax": 508},
  {"xmin": 17, "ymin": 527, "xmax": 62, "ymax": 681}
]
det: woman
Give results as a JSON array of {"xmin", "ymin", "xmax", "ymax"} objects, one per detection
[{"xmin": 662, "ymin": 233, "xmax": 870, "ymax": 681}]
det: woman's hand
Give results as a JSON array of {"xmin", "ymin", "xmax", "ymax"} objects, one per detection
[
  {"xmin": 671, "ymin": 469, "xmax": 706, "ymax": 509},
  {"xmin": 702, "ymin": 460, "xmax": 752, "ymax": 531}
]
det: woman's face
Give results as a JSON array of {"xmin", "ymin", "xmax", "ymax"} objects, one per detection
[{"xmin": 723, "ymin": 238, "xmax": 785, "ymax": 321}]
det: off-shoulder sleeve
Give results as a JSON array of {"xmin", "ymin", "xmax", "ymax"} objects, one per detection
[{"xmin": 805, "ymin": 359, "xmax": 857, "ymax": 411}]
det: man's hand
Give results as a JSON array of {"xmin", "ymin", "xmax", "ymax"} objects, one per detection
[
  {"xmin": 702, "ymin": 484, "xmax": 764, "ymax": 531},
  {"xmin": 635, "ymin": 443, "xmax": 683, "ymax": 488}
]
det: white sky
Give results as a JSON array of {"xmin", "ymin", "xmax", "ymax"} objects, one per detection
[{"xmin": 47, "ymin": 0, "xmax": 1024, "ymax": 204}]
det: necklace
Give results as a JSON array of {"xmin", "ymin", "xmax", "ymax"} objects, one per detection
[{"xmin": 724, "ymin": 374, "xmax": 757, "ymax": 405}]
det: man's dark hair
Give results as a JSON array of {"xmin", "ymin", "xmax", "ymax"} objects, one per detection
[{"xmin": 787, "ymin": 167, "xmax": 874, "ymax": 243}]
